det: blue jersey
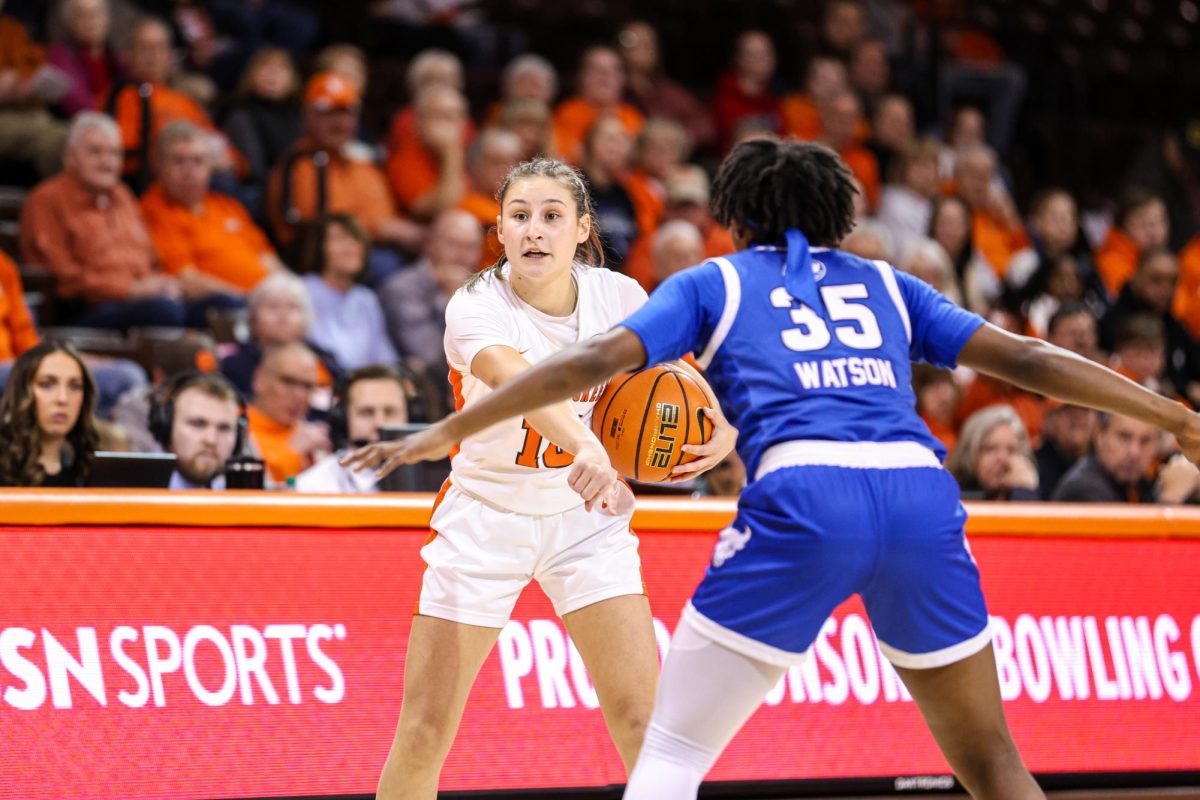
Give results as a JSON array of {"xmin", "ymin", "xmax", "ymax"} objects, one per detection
[{"xmin": 619, "ymin": 245, "xmax": 985, "ymax": 480}]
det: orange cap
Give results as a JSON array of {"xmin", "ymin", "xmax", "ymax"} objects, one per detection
[{"xmin": 304, "ymin": 73, "xmax": 360, "ymax": 111}]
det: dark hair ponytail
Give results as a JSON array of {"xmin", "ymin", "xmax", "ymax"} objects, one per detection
[{"xmin": 466, "ymin": 157, "xmax": 605, "ymax": 292}]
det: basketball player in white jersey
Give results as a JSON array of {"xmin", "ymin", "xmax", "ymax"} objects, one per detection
[{"xmin": 349, "ymin": 158, "xmax": 736, "ymax": 799}]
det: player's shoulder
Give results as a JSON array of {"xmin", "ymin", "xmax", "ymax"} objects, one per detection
[
  {"xmin": 446, "ymin": 270, "xmax": 513, "ymax": 315},
  {"xmin": 577, "ymin": 263, "xmax": 644, "ymax": 293}
]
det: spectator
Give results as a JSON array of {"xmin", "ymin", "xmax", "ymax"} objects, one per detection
[
  {"xmin": 220, "ymin": 271, "xmax": 341, "ymax": 398},
  {"xmin": 247, "ymin": 342, "xmax": 330, "ymax": 484},
  {"xmin": 1095, "ymin": 188, "xmax": 1170, "ymax": 299},
  {"xmin": 928, "ymin": 194, "xmax": 998, "ymax": 313},
  {"xmin": 494, "ymin": 53, "xmax": 557, "ymax": 112},
  {"xmin": 820, "ymin": 0, "xmax": 867, "ymax": 59},
  {"xmin": 937, "ymin": 105, "xmax": 986, "ymax": 183},
  {"xmin": 617, "ymin": 20, "xmax": 715, "ymax": 152},
  {"xmin": 0, "ymin": 6, "xmax": 70, "ymax": 179},
  {"xmin": 912, "ymin": 365, "xmax": 961, "ymax": 452},
  {"xmin": 711, "ymin": 30, "xmax": 780, "ymax": 154},
  {"xmin": 553, "ymin": 46, "xmax": 644, "ymax": 164},
  {"xmin": 1053, "ymin": 413, "xmax": 1200, "ymax": 504},
  {"xmin": 878, "ymin": 137, "xmax": 940, "ymax": 258},
  {"xmin": 379, "ymin": 209, "xmax": 481, "ymax": 371},
  {"xmin": 899, "ymin": 236, "xmax": 963, "ymax": 306},
  {"xmin": 1109, "ymin": 314, "xmax": 1172, "ymax": 397},
  {"xmin": 141, "ymin": 120, "xmax": 281, "ymax": 299},
  {"xmin": 106, "ymin": 17, "xmax": 241, "ymax": 191},
  {"xmin": 294, "ymin": 365, "xmax": 408, "ymax": 493},
  {"xmin": 623, "ymin": 164, "xmax": 735, "ymax": 291},
  {"xmin": 222, "ymin": 48, "xmax": 302, "ymax": 189},
  {"xmin": 953, "ymin": 143, "xmax": 1028, "ymax": 281},
  {"xmin": 936, "ymin": 27, "xmax": 1027, "ymax": 155},
  {"xmin": 955, "ymin": 308, "xmax": 1046, "ymax": 444},
  {"xmin": 1100, "ymin": 248, "xmax": 1200, "ymax": 405},
  {"xmin": 1005, "ymin": 191, "xmax": 1108, "ymax": 333},
  {"xmin": 1046, "ymin": 300, "xmax": 1101, "ymax": 361},
  {"xmin": 1035, "ymin": 402, "xmax": 1098, "ymax": 500},
  {"xmin": 19, "ymin": 112, "xmax": 189, "ymax": 331},
  {"xmin": 1122, "ymin": 116, "xmax": 1200, "ymax": 251},
  {"xmin": 150, "ymin": 371, "xmax": 242, "ymax": 489},
  {"xmin": 865, "ymin": 93, "xmax": 913, "ymax": 184},
  {"xmin": 780, "ymin": 55, "xmax": 850, "ymax": 143},
  {"xmin": 580, "ymin": 115, "xmax": 640, "ymax": 269},
  {"xmin": 652, "ymin": 220, "xmax": 704, "ymax": 287},
  {"xmin": 498, "ymin": 97, "xmax": 556, "ymax": 161},
  {"xmin": 819, "ymin": 90, "xmax": 879, "ymax": 210},
  {"xmin": 625, "ymin": 118, "xmax": 690, "ymax": 239},
  {"xmin": 312, "ymin": 43, "xmax": 367, "ymax": 95},
  {"xmin": 299, "ymin": 214, "xmax": 399, "ymax": 372},
  {"xmin": 946, "ymin": 405, "xmax": 1040, "ymax": 501},
  {"xmin": 841, "ymin": 219, "xmax": 892, "ymax": 261},
  {"xmin": 46, "ymin": 0, "xmax": 126, "ymax": 119},
  {"xmin": 385, "ymin": 49, "xmax": 475, "ymax": 163},
  {"xmin": 267, "ymin": 73, "xmax": 423, "ymax": 271},
  {"xmin": 0, "ymin": 341, "xmax": 98, "ymax": 487},
  {"xmin": 0, "ymin": 250, "xmax": 145, "ymax": 418},
  {"xmin": 458, "ymin": 128, "xmax": 522, "ymax": 267},
  {"xmin": 849, "ymin": 38, "xmax": 891, "ymax": 115},
  {"xmin": 386, "ymin": 84, "xmax": 470, "ymax": 221}
]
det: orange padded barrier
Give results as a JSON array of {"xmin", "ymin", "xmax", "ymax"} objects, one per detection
[{"xmin": 0, "ymin": 489, "xmax": 1198, "ymax": 537}]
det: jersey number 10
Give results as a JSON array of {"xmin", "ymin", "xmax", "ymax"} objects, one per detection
[
  {"xmin": 515, "ymin": 418, "xmax": 575, "ymax": 469},
  {"xmin": 770, "ymin": 283, "xmax": 884, "ymax": 352}
]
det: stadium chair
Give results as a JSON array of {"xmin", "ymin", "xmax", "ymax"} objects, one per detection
[
  {"xmin": 205, "ymin": 306, "xmax": 248, "ymax": 345},
  {"xmin": 18, "ymin": 264, "xmax": 58, "ymax": 327},
  {"xmin": 40, "ymin": 326, "xmax": 139, "ymax": 362}
]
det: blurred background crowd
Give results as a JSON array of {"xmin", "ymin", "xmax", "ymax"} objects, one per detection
[{"xmin": 0, "ymin": 0, "xmax": 1198, "ymax": 502}]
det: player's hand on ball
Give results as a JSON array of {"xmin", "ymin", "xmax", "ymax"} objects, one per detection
[
  {"xmin": 339, "ymin": 424, "xmax": 455, "ymax": 479},
  {"xmin": 569, "ymin": 441, "xmax": 618, "ymax": 512},
  {"xmin": 669, "ymin": 407, "xmax": 738, "ymax": 483}
]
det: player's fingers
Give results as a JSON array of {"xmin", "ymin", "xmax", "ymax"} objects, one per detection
[
  {"xmin": 680, "ymin": 441, "xmax": 720, "ymax": 456},
  {"xmin": 340, "ymin": 444, "xmax": 382, "ymax": 470},
  {"xmin": 671, "ymin": 454, "xmax": 720, "ymax": 476},
  {"xmin": 375, "ymin": 453, "xmax": 409, "ymax": 479}
]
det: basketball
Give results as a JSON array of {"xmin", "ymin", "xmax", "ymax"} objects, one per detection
[{"xmin": 590, "ymin": 363, "xmax": 711, "ymax": 483}]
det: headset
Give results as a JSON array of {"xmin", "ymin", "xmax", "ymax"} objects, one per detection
[
  {"xmin": 148, "ymin": 370, "xmax": 248, "ymax": 456},
  {"xmin": 328, "ymin": 365, "xmax": 411, "ymax": 451}
]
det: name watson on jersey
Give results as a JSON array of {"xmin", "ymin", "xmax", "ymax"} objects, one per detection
[{"xmin": 793, "ymin": 357, "xmax": 898, "ymax": 390}]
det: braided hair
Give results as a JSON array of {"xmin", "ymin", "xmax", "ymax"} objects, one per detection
[{"xmin": 711, "ymin": 138, "xmax": 858, "ymax": 248}]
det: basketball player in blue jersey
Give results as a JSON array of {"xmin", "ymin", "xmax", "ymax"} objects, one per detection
[{"xmin": 345, "ymin": 138, "xmax": 1200, "ymax": 799}]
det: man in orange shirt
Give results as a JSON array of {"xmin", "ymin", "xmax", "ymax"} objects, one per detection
[
  {"xmin": 247, "ymin": 342, "xmax": 330, "ymax": 485},
  {"xmin": 19, "ymin": 112, "xmax": 187, "ymax": 330},
  {"xmin": 553, "ymin": 46, "xmax": 644, "ymax": 165},
  {"xmin": 268, "ymin": 73, "xmax": 423, "ymax": 280},
  {"xmin": 142, "ymin": 120, "xmax": 281, "ymax": 299},
  {"xmin": 457, "ymin": 128, "xmax": 522, "ymax": 268},
  {"xmin": 106, "ymin": 17, "xmax": 240, "ymax": 191},
  {"xmin": 954, "ymin": 143, "xmax": 1029, "ymax": 280},
  {"xmin": 818, "ymin": 90, "xmax": 880, "ymax": 210},
  {"xmin": 386, "ymin": 84, "xmax": 470, "ymax": 220},
  {"xmin": 780, "ymin": 55, "xmax": 850, "ymax": 143}
]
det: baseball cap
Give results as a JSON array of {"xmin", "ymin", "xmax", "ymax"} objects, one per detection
[{"xmin": 304, "ymin": 73, "xmax": 360, "ymax": 111}]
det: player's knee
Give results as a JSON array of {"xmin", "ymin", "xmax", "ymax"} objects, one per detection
[
  {"xmin": 604, "ymin": 692, "xmax": 655, "ymax": 741},
  {"xmin": 639, "ymin": 720, "xmax": 721, "ymax": 775},
  {"xmin": 393, "ymin": 712, "xmax": 457, "ymax": 766}
]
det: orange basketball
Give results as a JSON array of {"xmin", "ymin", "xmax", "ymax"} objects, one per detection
[{"xmin": 591, "ymin": 363, "xmax": 711, "ymax": 482}]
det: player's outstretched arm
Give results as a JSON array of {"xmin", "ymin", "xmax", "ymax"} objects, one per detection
[
  {"xmin": 957, "ymin": 323, "xmax": 1200, "ymax": 460},
  {"xmin": 340, "ymin": 328, "xmax": 647, "ymax": 477}
]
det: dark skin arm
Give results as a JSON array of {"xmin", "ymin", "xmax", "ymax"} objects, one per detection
[{"xmin": 342, "ymin": 322, "xmax": 1200, "ymax": 477}]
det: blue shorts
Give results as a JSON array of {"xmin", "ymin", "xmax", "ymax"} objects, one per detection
[{"xmin": 686, "ymin": 463, "xmax": 991, "ymax": 669}]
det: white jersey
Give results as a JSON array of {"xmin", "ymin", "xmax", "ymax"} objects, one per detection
[{"xmin": 443, "ymin": 263, "xmax": 648, "ymax": 514}]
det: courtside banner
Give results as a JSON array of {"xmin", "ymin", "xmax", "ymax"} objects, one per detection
[{"xmin": 1, "ymin": 523, "xmax": 1199, "ymax": 798}]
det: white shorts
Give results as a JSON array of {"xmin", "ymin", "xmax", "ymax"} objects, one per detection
[{"xmin": 419, "ymin": 484, "xmax": 645, "ymax": 628}]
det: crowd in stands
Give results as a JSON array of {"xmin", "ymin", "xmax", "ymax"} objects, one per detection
[{"xmin": 0, "ymin": 0, "xmax": 1198, "ymax": 505}]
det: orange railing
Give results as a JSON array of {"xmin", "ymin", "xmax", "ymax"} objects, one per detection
[{"xmin": 1, "ymin": 489, "xmax": 1199, "ymax": 538}]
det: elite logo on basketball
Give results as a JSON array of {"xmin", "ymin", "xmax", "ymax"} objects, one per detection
[{"xmin": 648, "ymin": 403, "xmax": 680, "ymax": 468}]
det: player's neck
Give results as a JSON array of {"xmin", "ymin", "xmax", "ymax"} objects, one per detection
[{"xmin": 511, "ymin": 271, "xmax": 577, "ymax": 317}]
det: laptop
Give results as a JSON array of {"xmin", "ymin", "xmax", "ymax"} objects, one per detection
[{"xmin": 86, "ymin": 451, "xmax": 177, "ymax": 489}]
